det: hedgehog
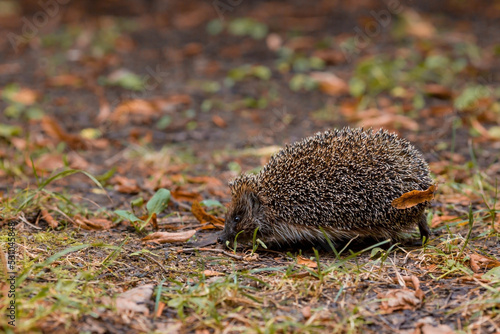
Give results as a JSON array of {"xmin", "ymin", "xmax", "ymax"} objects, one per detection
[{"xmin": 218, "ymin": 127, "xmax": 433, "ymax": 249}]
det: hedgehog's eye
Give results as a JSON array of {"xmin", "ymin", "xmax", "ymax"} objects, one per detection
[{"xmin": 234, "ymin": 216, "xmax": 241, "ymax": 223}]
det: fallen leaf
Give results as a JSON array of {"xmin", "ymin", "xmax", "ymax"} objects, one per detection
[
  {"xmin": 186, "ymin": 176, "xmax": 223, "ymax": 186},
  {"xmin": 115, "ymin": 284, "xmax": 154, "ymax": 315},
  {"xmin": 46, "ymin": 74, "xmax": 82, "ymax": 87},
  {"xmin": 469, "ymin": 253, "xmax": 500, "ymax": 271},
  {"xmin": 430, "ymin": 215, "xmax": 461, "ymax": 228},
  {"xmin": 301, "ymin": 306, "xmax": 312, "ymax": 319},
  {"xmin": 203, "ymin": 270, "xmax": 224, "ymax": 277},
  {"xmin": 400, "ymin": 9, "xmax": 436, "ymax": 39},
  {"xmin": 415, "ymin": 323, "xmax": 455, "ymax": 334},
  {"xmin": 191, "ymin": 202, "xmax": 225, "ymax": 227},
  {"xmin": 155, "ymin": 302, "xmax": 165, "ymax": 318},
  {"xmin": 212, "ymin": 115, "xmax": 227, "ymax": 128},
  {"xmin": 310, "ymin": 72, "xmax": 348, "ymax": 96},
  {"xmin": 392, "ymin": 184, "xmax": 437, "ymax": 209},
  {"xmin": 110, "ymin": 96, "xmax": 191, "ymax": 124},
  {"xmin": 357, "ymin": 112, "xmax": 419, "ymax": 132},
  {"xmin": 312, "ymin": 49, "xmax": 346, "ymax": 65},
  {"xmin": 41, "ymin": 209, "xmax": 58, "ymax": 228},
  {"xmin": 379, "ymin": 275, "xmax": 424, "ymax": 313},
  {"xmin": 171, "ymin": 190, "xmax": 202, "ymax": 202},
  {"xmin": 41, "ymin": 115, "xmax": 88, "ymax": 149},
  {"xmin": 111, "ymin": 175, "xmax": 140, "ymax": 194},
  {"xmin": 32, "ymin": 153, "xmax": 65, "ymax": 173},
  {"xmin": 142, "ymin": 230, "xmax": 197, "ymax": 244},
  {"xmin": 423, "ymin": 84, "xmax": 453, "ymax": 99},
  {"xmin": 379, "ymin": 289, "xmax": 422, "ymax": 313},
  {"xmin": 296, "ymin": 256, "xmax": 318, "ymax": 268},
  {"xmin": 11, "ymin": 87, "xmax": 39, "ymax": 105},
  {"xmin": 266, "ymin": 33, "xmax": 282, "ymax": 51}
]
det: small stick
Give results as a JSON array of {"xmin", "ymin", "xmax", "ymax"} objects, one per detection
[{"xmin": 178, "ymin": 247, "xmax": 244, "ymax": 260}]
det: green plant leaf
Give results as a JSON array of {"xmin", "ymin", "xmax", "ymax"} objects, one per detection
[
  {"xmin": 115, "ymin": 210, "xmax": 141, "ymax": 223},
  {"xmin": 200, "ymin": 199, "xmax": 224, "ymax": 208},
  {"xmin": 146, "ymin": 188, "xmax": 171, "ymax": 215}
]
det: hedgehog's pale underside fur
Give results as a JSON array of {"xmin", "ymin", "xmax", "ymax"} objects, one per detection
[{"xmin": 219, "ymin": 127, "xmax": 433, "ymax": 248}]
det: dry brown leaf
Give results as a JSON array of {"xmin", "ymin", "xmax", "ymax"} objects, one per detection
[
  {"xmin": 430, "ymin": 215, "xmax": 461, "ymax": 228},
  {"xmin": 392, "ymin": 184, "xmax": 437, "ymax": 209},
  {"xmin": 296, "ymin": 256, "xmax": 318, "ymax": 268},
  {"xmin": 11, "ymin": 87, "xmax": 39, "ymax": 105},
  {"xmin": 142, "ymin": 230, "xmax": 197, "ymax": 244},
  {"xmin": 212, "ymin": 115, "xmax": 227, "ymax": 128},
  {"xmin": 41, "ymin": 115, "xmax": 88, "ymax": 149},
  {"xmin": 423, "ymin": 84, "xmax": 453, "ymax": 99},
  {"xmin": 186, "ymin": 176, "xmax": 223, "ymax": 187},
  {"xmin": 115, "ymin": 284, "xmax": 154, "ymax": 315},
  {"xmin": 312, "ymin": 49, "xmax": 345, "ymax": 65},
  {"xmin": 111, "ymin": 175, "xmax": 140, "ymax": 194},
  {"xmin": 469, "ymin": 253, "xmax": 500, "ymax": 271},
  {"xmin": 266, "ymin": 33, "xmax": 283, "ymax": 51},
  {"xmin": 310, "ymin": 72, "xmax": 348, "ymax": 96},
  {"xmin": 151, "ymin": 213, "xmax": 158, "ymax": 231},
  {"xmin": 155, "ymin": 301, "xmax": 166, "ymax": 318},
  {"xmin": 171, "ymin": 190, "xmax": 203, "ymax": 202},
  {"xmin": 73, "ymin": 215, "xmax": 113, "ymax": 230},
  {"xmin": 379, "ymin": 289, "xmax": 422, "ymax": 313},
  {"xmin": 41, "ymin": 209, "xmax": 58, "ymax": 228},
  {"xmin": 203, "ymin": 270, "xmax": 224, "ymax": 277},
  {"xmin": 111, "ymin": 96, "xmax": 191, "ymax": 124},
  {"xmin": 401, "ymin": 9, "xmax": 436, "ymax": 39},
  {"xmin": 301, "ymin": 306, "xmax": 312, "ymax": 319},
  {"xmin": 357, "ymin": 113, "xmax": 419, "ymax": 132},
  {"xmin": 380, "ymin": 275, "xmax": 424, "ymax": 313},
  {"xmin": 415, "ymin": 323, "xmax": 455, "ymax": 334},
  {"xmin": 32, "ymin": 153, "xmax": 65, "ymax": 173},
  {"xmin": 191, "ymin": 201, "xmax": 225, "ymax": 227},
  {"xmin": 46, "ymin": 74, "xmax": 82, "ymax": 87}
]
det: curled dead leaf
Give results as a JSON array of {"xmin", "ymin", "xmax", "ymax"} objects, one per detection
[
  {"xmin": 41, "ymin": 209, "xmax": 58, "ymax": 228},
  {"xmin": 41, "ymin": 116, "xmax": 89, "ymax": 149},
  {"xmin": 111, "ymin": 175, "xmax": 140, "ymax": 194},
  {"xmin": 392, "ymin": 184, "xmax": 437, "ymax": 209},
  {"xmin": 142, "ymin": 230, "xmax": 197, "ymax": 244},
  {"xmin": 309, "ymin": 71, "xmax": 348, "ymax": 96},
  {"xmin": 203, "ymin": 270, "xmax": 224, "ymax": 277},
  {"xmin": 12, "ymin": 87, "xmax": 39, "ymax": 105},
  {"xmin": 191, "ymin": 201, "xmax": 225, "ymax": 228},
  {"xmin": 73, "ymin": 215, "xmax": 113, "ymax": 230}
]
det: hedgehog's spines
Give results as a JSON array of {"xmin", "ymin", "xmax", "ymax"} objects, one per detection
[{"xmin": 222, "ymin": 127, "xmax": 432, "ymax": 248}]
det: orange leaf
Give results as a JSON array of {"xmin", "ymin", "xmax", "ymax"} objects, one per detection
[
  {"xmin": 41, "ymin": 116, "xmax": 88, "ymax": 149},
  {"xmin": 41, "ymin": 209, "xmax": 58, "ymax": 228},
  {"xmin": 203, "ymin": 270, "xmax": 224, "ymax": 277},
  {"xmin": 296, "ymin": 256, "xmax": 318, "ymax": 268},
  {"xmin": 73, "ymin": 215, "xmax": 113, "ymax": 230},
  {"xmin": 171, "ymin": 190, "xmax": 203, "ymax": 202},
  {"xmin": 142, "ymin": 230, "xmax": 197, "ymax": 244},
  {"xmin": 111, "ymin": 175, "xmax": 140, "ymax": 194},
  {"xmin": 309, "ymin": 72, "xmax": 348, "ymax": 96},
  {"xmin": 391, "ymin": 184, "xmax": 437, "ymax": 209},
  {"xmin": 191, "ymin": 201, "xmax": 225, "ymax": 227},
  {"xmin": 11, "ymin": 88, "xmax": 39, "ymax": 105}
]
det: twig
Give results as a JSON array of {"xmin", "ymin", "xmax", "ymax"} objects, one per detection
[
  {"xmin": 170, "ymin": 198, "xmax": 192, "ymax": 211},
  {"xmin": 178, "ymin": 247, "xmax": 244, "ymax": 260},
  {"xmin": 141, "ymin": 254, "xmax": 171, "ymax": 276}
]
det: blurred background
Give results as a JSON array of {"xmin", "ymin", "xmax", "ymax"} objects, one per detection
[{"xmin": 0, "ymin": 0, "xmax": 499, "ymax": 193}]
